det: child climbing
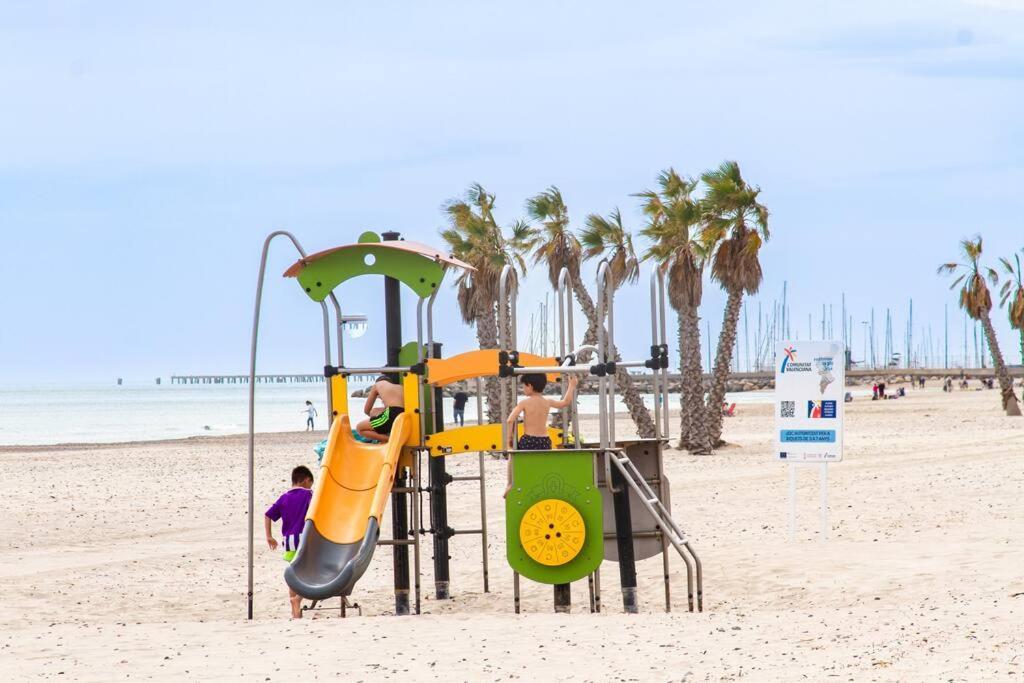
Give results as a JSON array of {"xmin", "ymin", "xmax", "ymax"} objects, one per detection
[
  {"xmin": 356, "ymin": 374, "xmax": 405, "ymax": 443},
  {"xmin": 504, "ymin": 371, "xmax": 579, "ymax": 613},
  {"xmin": 265, "ymin": 465, "xmax": 314, "ymax": 618},
  {"xmin": 504, "ymin": 372, "xmax": 578, "ymax": 497}
]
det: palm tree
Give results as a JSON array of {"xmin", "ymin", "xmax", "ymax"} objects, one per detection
[
  {"xmin": 700, "ymin": 160, "xmax": 770, "ymax": 446},
  {"xmin": 999, "ymin": 248, "xmax": 1024, "ymax": 366},
  {"xmin": 636, "ymin": 170, "xmax": 713, "ymax": 453},
  {"xmin": 939, "ymin": 236, "xmax": 1021, "ymax": 416},
  {"xmin": 523, "ymin": 187, "xmax": 600, "ymax": 346},
  {"xmin": 580, "ymin": 208, "xmax": 657, "ymax": 438},
  {"xmin": 440, "ymin": 183, "xmax": 531, "ymax": 422}
]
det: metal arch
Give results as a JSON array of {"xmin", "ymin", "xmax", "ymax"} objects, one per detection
[{"xmin": 248, "ymin": 229, "xmax": 338, "ymax": 620}]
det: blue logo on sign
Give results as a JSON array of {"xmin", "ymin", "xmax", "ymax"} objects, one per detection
[
  {"xmin": 807, "ymin": 400, "xmax": 837, "ymax": 418},
  {"xmin": 780, "ymin": 429, "xmax": 836, "ymax": 443}
]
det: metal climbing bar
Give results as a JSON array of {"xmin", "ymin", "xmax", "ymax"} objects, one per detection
[{"xmin": 606, "ymin": 448, "xmax": 704, "ymax": 612}]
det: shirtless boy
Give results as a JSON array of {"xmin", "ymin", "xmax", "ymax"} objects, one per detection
[
  {"xmin": 356, "ymin": 374, "xmax": 405, "ymax": 442},
  {"xmin": 503, "ymin": 372, "xmax": 578, "ymax": 497}
]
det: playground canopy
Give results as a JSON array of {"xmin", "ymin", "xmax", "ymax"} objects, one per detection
[{"xmin": 283, "ymin": 232, "xmax": 474, "ymax": 301}]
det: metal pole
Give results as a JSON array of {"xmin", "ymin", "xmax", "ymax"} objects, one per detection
[
  {"xmin": 598, "ymin": 261, "xmax": 616, "ymax": 448},
  {"xmin": 558, "ymin": 268, "xmax": 571, "ymax": 447},
  {"xmin": 247, "ymin": 230, "xmax": 309, "ymax": 621},
  {"xmin": 429, "ymin": 340, "xmax": 451, "ymax": 600},
  {"xmin": 819, "ymin": 462, "xmax": 828, "ymax": 541},
  {"xmin": 788, "ymin": 463, "xmax": 796, "ymax": 541},
  {"xmin": 320, "ymin": 302, "xmax": 333, "ymax": 427},
  {"xmin": 944, "ymin": 304, "xmax": 949, "ymax": 369},
  {"xmin": 475, "ymin": 375, "xmax": 489, "ymax": 592},
  {"xmin": 412, "ymin": 450, "xmax": 422, "ymax": 614},
  {"xmin": 650, "ymin": 272, "xmax": 662, "ymax": 440},
  {"xmin": 610, "ymin": 462, "xmax": 638, "ymax": 613},
  {"xmin": 382, "ymin": 230, "xmax": 410, "ymax": 616},
  {"xmin": 657, "ymin": 270, "xmax": 670, "ymax": 438},
  {"xmin": 499, "ymin": 265, "xmax": 516, "ymax": 453},
  {"xmin": 657, "ymin": 440, "xmax": 671, "ymax": 611},
  {"xmin": 597, "ymin": 261, "xmax": 637, "ymax": 613}
]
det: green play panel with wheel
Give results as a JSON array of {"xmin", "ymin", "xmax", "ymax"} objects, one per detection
[{"xmin": 505, "ymin": 450, "xmax": 603, "ymax": 584}]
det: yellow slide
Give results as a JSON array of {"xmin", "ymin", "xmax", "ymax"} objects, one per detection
[{"xmin": 284, "ymin": 413, "xmax": 412, "ymax": 600}]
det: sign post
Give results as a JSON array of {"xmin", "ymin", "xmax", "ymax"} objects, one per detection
[{"xmin": 775, "ymin": 341, "xmax": 845, "ymax": 541}]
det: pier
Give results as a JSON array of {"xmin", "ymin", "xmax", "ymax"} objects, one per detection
[
  {"xmin": 169, "ymin": 373, "xmax": 380, "ymax": 385},
  {"xmin": 168, "ymin": 366, "xmax": 1021, "ymax": 388}
]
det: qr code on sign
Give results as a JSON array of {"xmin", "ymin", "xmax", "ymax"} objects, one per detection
[{"xmin": 780, "ymin": 401, "xmax": 795, "ymax": 418}]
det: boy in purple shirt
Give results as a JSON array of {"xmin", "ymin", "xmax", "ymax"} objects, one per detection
[{"xmin": 265, "ymin": 465, "xmax": 314, "ymax": 618}]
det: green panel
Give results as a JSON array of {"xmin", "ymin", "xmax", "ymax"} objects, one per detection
[
  {"xmin": 398, "ymin": 342, "xmax": 433, "ymax": 434},
  {"xmin": 296, "ymin": 244, "xmax": 445, "ymax": 301},
  {"xmin": 506, "ymin": 450, "xmax": 603, "ymax": 584}
]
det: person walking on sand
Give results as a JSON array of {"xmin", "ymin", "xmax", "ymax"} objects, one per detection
[
  {"xmin": 302, "ymin": 401, "xmax": 317, "ymax": 431},
  {"xmin": 265, "ymin": 465, "xmax": 314, "ymax": 619},
  {"xmin": 452, "ymin": 389, "xmax": 469, "ymax": 427},
  {"xmin": 356, "ymin": 375, "xmax": 405, "ymax": 443}
]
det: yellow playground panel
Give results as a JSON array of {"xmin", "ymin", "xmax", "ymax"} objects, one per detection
[
  {"xmin": 425, "ymin": 349, "xmax": 560, "ymax": 386},
  {"xmin": 422, "ymin": 423, "xmax": 565, "ymax": 457}
]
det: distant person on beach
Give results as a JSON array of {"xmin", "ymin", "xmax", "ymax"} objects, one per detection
[
  {"xmin": 302, "ymin": 401, "xmax": 317, "ymax": 431},
  {"xmin": 356, "ymin": 375, "xmax": 405, "ymax": 443},
  {"xmin": 452, "ymin": 390, "xmax": 469, "ymax": 427},
  {"xmin": 504, "ymin": 373, "xmax": 578, "ymax": 498},
  {"xmin": 265, "ymin": 465, "xmax": 314, "ymax": 619}
]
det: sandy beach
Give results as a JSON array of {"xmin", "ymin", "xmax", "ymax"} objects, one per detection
[{"xmin": 2, "ymin": 387, "xmax": 1022, "ymax": 681}]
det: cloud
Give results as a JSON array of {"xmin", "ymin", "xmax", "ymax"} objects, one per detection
[
  {"xmin": 908, "ymin": 57, "xmax": 1024, "ymax": 79},
  {"xmin": 785, "ymin": 24, "xmax": 986, "ymax": 57},
  {"xmin": 962, "ymin": 0, "xmax": 1024, "ymax": 10}
]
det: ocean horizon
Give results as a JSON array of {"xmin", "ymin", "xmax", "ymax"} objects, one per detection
[{"xmin": 0, "ymin": 380, "xmax": 793, "ymax": 446}]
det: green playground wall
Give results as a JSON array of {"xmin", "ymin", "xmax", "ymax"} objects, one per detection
[{"xmin": 505, "ymin": 450, "xmax": 603, "ymax": 585}]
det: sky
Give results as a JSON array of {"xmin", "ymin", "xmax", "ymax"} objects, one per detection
[{"xmin": 1, "ymin": 0, "xmax": 1023, "ymax": 384}]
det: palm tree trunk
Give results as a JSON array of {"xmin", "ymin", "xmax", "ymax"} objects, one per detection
[
  {"xmin": 475, "ymin": 303, "xmax": 503, "ymax": 424},
  {"xmin": 613, "ymin": 359, "xmax": 656, "ymax": 438},
  {"xmin": 570, "ymin": 271, "xmax": 600, "ymax": 355},
  {"xmin": 980, "ymin": 313, "xmax": 1022, "ymax": 416},
  {"xmin": 676, "ymin": 314, "xmax": 692, "ymax": 448},
  {"xmin": 706, "ymin": 288, "xmax": 744, "ymax": 445},
  {"xmin": 569, "ymin": 276, "xmax": 655, "ymax": 438},
  {"xmin": 681, "ymin": 306, "xmax": 713, "ymax": 454}
]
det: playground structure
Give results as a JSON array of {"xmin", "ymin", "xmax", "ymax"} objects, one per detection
[{"xmin": 246, "ymin": 230, "xmax": 703, "ymax": 618}]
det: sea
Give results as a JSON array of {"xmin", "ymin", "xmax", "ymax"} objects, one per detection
[{"xmin": 0, "ymin": 380, "xmax": 780, "ymax": 447}]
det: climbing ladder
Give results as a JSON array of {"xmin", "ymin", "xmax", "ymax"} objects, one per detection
[{"xmin": 606, "ymin": 448, "xmax": 704, "ymax": 612}]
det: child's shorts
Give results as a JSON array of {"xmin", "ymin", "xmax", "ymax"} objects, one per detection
[
  {"xmin": 283, "ymin": 550, "xmax": 296, "ymax": 562},
  {"xmin": 369, "ymin": 406, "xmax": 404, "ymax": 435},
  {"xmin": 517, "ymin": 434, "xmax": 552, "ymax": 450}
]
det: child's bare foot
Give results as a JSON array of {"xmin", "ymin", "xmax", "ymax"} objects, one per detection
[{"xmin": 290, "ymin": 596, "xmax": 303, "ymax": 619}]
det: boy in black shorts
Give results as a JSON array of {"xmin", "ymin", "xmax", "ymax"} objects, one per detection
[{"xmin": 356, "ymin": 375, "xmax": 405, "ymax": 443}]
